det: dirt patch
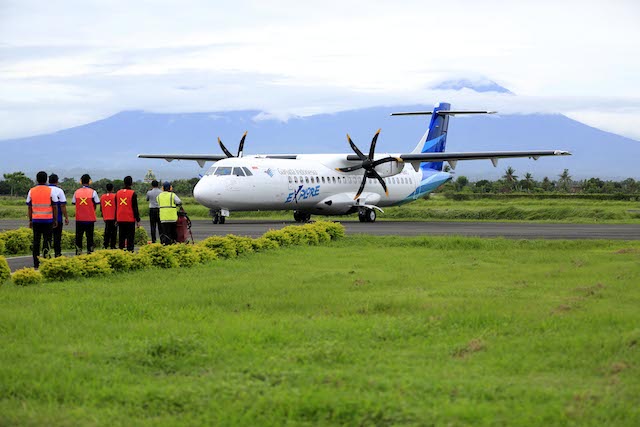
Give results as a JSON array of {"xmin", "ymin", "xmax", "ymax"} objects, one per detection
[
  {"xmin": 614, "ymin": 248, "xmax": 640, "ymax": 254},
  {"xmin": 610, "ymin": 361, "xmax": 629, "ymax": 375},
  {"xmin": 453, "ymin": 339, "xmax": 485, "ymax": 358},
  {"xmin": 552, "ymin": 304, "xmax": 573, "ymax": 315},
  {"xmin": 353, "ymin": 278, "xmax": 369, "ymax": 287},
  {"xmin": 573, "ymin": 283, "xmax": 605, "ymax": 297}
]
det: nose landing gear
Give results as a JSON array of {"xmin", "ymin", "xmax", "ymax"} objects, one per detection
[
  {"xmin": 293, "ymin": 211, "xmax": 311, "ymax": 222},
  {"xmin": 210, "ymin": 209, "xmax": 227, "ymax": 224},
  {"xmin": 358, "ymin": 207, "xmax": 376, "ymax": 223}
]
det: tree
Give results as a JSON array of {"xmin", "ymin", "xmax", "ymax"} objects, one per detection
[
  {"xmin": 541, "ymin": 177, "xmax": 554, "ymax": 192},
  {"xmin": 502, "ymin": 167, "xmax": 518, "ymax": 191},
  {"xmin": 520, "ymin": 172, "xmax": 535, "ymax": 192},
  {"xmin": 3, "ymin": 172, "xmax": 33, "ymax": 196},
  {"xmin": 558, "ymin": 169, "xmax": 572, "ymax": 192},
  {"xmin": 455, "ymin": 176, "xmax": 469, "ymax": 191}
]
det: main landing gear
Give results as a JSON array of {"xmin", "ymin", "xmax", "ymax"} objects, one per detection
[
  {"xmin": 293, "ymin": 211, "xmax": 311, "ymax": 223},
  {"xmin": 358, "ymin": 208, "xmax": 376, "ymax": 223},
  {"xmin": 210, "ymin": 209, "xmax": 226, "ymax": 224}
]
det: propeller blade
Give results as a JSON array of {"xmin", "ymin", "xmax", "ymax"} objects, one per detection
[
  {"xmin": 368, "ymin": 128, "xmax": 381, "ymax": 159},
  {"xmin": 347, "ymin": 134, "xmax": 367, "ymax": 160},
  {"xmin": 218, "ymin": 137, "xmax": 234, "ymax": 158},
  {"xmin": 371, "ymin": 156, "xmax": 397, "ymax": 167},
  {"xmin": 237, "ymin": 131, "xmax": 247, "ymax": 157},
  {"xmin": 371, "ymin": 169, "xmax": 389, "ymax": 196},
  {"xmin": 354, "ymin": 174, "xmax": 368, "ymax": 200},
  {"xmin": 336, "ymin": 165, "xmax": 364, "ymax": 173}
]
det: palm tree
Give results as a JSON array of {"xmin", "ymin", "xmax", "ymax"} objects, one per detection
[
  {"xmin": 502, "ymin": 167, "xmax": 518, "ymax": 191},
  {"xmin": 523, "ymin": 172, "xmax": 535, "ymax": 192},
  {"xmin": 558, "ymin": 169, "xmax": 572, "ymax": 192}
]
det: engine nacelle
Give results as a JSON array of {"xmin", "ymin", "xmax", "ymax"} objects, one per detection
[{"xmin": 374, "ymin": 158, "xmax": 403, "ymax": 178}]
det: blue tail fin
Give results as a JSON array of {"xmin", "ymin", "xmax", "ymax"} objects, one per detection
[{"xmin": 412, "ymin": 102, "xmax": 451, "ymax": 171}]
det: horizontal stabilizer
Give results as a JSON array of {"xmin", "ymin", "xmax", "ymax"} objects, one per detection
[{"xmin": 390, "ymin": 110, "xmax": 496, "ymax": 116}]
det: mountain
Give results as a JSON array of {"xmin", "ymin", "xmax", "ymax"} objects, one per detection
[
  {"xmin": 1, "ymin": 106, "xmax": 639, "ymax": 180},
  {"xmin": 432, "ymin": 78, "xmax": 513, "ymax": 94}
]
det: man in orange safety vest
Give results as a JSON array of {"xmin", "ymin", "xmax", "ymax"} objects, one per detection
[
  {"xmin": 72, "ymin": 174, "xmax": 100, "ymax": 255},
  {"xmin": 26, "ymin": 171, "xmax": 58, "ymax": 268}
]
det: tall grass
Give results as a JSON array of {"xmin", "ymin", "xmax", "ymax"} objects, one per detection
[{"xmin": 0, "ymin": 235, "xmax": 639, "ymax": 425}]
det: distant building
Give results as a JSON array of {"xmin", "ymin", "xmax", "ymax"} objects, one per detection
[{"xmin": 144, "ymin": 169, "xmax": 157, "ymax": 183}]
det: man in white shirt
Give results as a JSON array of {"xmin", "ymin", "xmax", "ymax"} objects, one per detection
[
  {"xmin": 146, "ymin": 180, "xmax": 162, "ymax": 244},
  {"xmin": 47, "ymin": 174, "xmax": 70, "ymax": 257}
]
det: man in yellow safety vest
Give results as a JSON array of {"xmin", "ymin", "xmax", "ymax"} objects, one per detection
[{"xmin": 156, "ymin": 181, "xmax": 182, "ymax": 245}]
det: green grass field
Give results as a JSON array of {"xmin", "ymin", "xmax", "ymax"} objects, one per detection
[
  {"xmin": 3, "ymin": 194, "xmax": 639, "ymax": 223},
  {"xmin": 1, "ymin": 236, "xmax": 639, "ymax": 425}
]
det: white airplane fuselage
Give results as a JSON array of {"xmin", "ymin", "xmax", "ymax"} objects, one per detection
[{"xmin": 193, "ymin": 155, "xmax": 452, "ymax": 216}]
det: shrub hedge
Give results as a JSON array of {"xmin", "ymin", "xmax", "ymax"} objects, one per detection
[
  {"xmin": 0, "ymin": 226, "xmax": 150, "ymax": 256},
  {"xmin": 12, "ymin": 268, "xmax": 43, "ymax": 286},
  {"xmin": 12, "ymin": 221, "xmax": 345, "ymax": 284},
  {"xmin": 0, "ymin": 256, "xmax": 10, "ymax": 284}
]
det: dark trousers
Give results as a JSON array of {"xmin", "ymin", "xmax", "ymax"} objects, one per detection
[
  {"xmin": 118, "ymin": 222, "xmax": 136, "ymax": 251},
  {"xmin": 32, "ymin": 222, "xmax": 52, "ymax": 268},
  {"xmin": 160, "ymin": 222, "xmax": 177, "ymax": 245},
  {"xmin": 103, "ymin": 220, "xmax": 117, "ymax": 249},
  {"xmin": 76, "ymin": 222, "xmax": 95, "ymax": 255},
  {"xmin": 149, "ymin": 208, "xmax": 160, "ymax": 243},
  {"xmin": 45, "ymin": 221, "xmax": 64, "ymax": 257}
]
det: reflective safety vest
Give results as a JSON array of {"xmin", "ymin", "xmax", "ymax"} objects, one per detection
[
  {"xmin": 74, "ymin": 187, "xmax": 96, "ymax": 222},
  {"xmin": 116, "ymin": 188, "xmax": 135, "ymax": 222},
  {"xmin": 100, "ymin": 193, "xmax": 116, "ymax": 220},
  {"xmin": 30, "ymin": 185, "xmax": 53, "ymax": 221},
  {"xmin": 157, "ymin": 191, "xmax": 178, "ymax": 222}
]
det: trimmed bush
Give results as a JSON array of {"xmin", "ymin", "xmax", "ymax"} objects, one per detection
[
  {"xmin": 317, "ymin": 221, "xmax": 345, "ymax": 240},
  {"xmin": 2, "ymin": 228, "xmax": 32, "ymax": 255},
  {"xmin": 135, "ymin": 227, "xmax": 149, "ymax": 246},
  {"xmin": 263, "ymin": 229, "xmax": 293, "ymax": 247},
  {"xmin": 0, "ymin": 238, "xmax": 6, "ymax": 255},
  {"xmin": 94, "ymin": 249, "xmax": 134, "ymax": 272},
  {"xmin": 76, "ymin": 253, "xmax": 112, "ymax": 277},
  {"xmin": 130, "ymin": 252, "xmax": 152, "ymax": 270},
  {"xmin": 251, "ymin": 237, "xmax": 280, "ymax": 252},
  {"xmin": 61, "ymin": 230, "xmax": 76, "ymax": 250},
  {"xmin": 39, "ymin": 256, "xmax": 82, "ymax": 281},
  {"xmin": 167, "ymin": 245, "xmax": 199, "ymax": 268},
  {"xmin": 0, "ymin": 256, "xmax": 10, "ymax": 284},
  {"xmin": 138, "ymin": 244, "xmax": 179, "ymax": 269},
  {"xmin": 225, "ymin": 234, "xmax": 255, "ymax": 256},
  {"xmin": 199, "ymin": 236, "xmax": 237, "ymax": 259},
  {"xmin": 309, "ymin": 223, "xmax": 331, "ymax": 244},
  {"xmin": 191, "ymin": 245, "xmax": 218, "ymax": 264},
  {"xmin": 12, "ymin": 268, "xmax": 43, "ymax": 286}
]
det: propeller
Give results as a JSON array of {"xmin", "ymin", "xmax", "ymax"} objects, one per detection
[
  {"xmin": 336, "ymin": 129, "xmax": 399, "ymax": 200},
  {"xmin": 218, "ymin": 131, "xmax": 248, "ymax": 158}
]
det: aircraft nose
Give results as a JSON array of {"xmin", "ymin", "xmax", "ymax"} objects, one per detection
[{"xmin": 193, "ymin": 178, "xmax": 210, "ymax": 206}]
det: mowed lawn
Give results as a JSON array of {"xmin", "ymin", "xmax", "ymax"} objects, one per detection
[{"xmin": 1, "ymin": 236, "xmax": 639, "ymax": 426}]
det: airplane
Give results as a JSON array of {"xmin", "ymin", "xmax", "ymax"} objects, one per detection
[{"xmin": 139, "ymin": 102, "xmax": 570, "ymax": 224}]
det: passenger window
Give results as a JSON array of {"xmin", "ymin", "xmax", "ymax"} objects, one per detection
[
  {"xmin": 305, "ymin": 176, "xmax": 309, "ymax": 184},
  {"xmin": 321, "ymin": 177, "xmax": 325, "ymax": 183},
  {"xmin": 214, "ymin": 167, "xmax": 232, "ymax": 176},
  {"xmin": 288, "ymin": 176, "xmax": 292, "ymax": 183},
  {"xmin": 294, "ymin": 176, "xmax": 298, "ymax": 183},
  {"xmin": 242, "ymin": 167, "xmax": 253, "ymax": 176},
  {"xmin": 205, "ymin": 166, "xmax": 217, "ymax": 176},
  {"xmin": 232, "ymin": 167, "xmax": 245, "ymax": 176}
]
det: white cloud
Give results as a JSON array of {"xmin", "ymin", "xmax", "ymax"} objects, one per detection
[{"xmin": 0, "ymin": 0, "xmax": 639, "ymax": 139}]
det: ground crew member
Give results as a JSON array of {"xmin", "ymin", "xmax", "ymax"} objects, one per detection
[
  {"xmin": 146, "ymin": 180, "xmax": 162, "ymax": 243},
  {"xmin": 72, "ymin": 174, "xmax": 100, "ymax": 255},
  {"xmin": 157, "ymin": 181, "xmax": 182, "ymax": 245},
  {"xmin": 26, "ymin": 171, "xmax": 58, "ymax": 268},
  {"xmin": 47, "ymin": 173, "xmax": 69, "ymax": 257},
  {"xmin": 115, "ymin": 175, "xmax": 141, "ymax": 251},
  {"xmin": 100, "ymin": 183, "xmax": 117, "ymax": 249}
]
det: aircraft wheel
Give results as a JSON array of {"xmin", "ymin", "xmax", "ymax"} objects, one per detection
[
  {"xmin": 219, "ymin": 216, "xmax": 226, "ymax": 224},
  {"xmin": 367, "ymin": 209, "xmax": 376, "ymax": 222},
  {"xmin": 358, "ymin": 211, "xmax": 367, "ymax": 222},
  {"xmin": 212, "ymin": 213, "xmax": 219, "ymax": 224}
]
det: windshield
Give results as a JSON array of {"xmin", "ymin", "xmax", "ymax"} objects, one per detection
[{"xmin": 214, "ymin": 167, "xmax": 232, "ymax": 176}]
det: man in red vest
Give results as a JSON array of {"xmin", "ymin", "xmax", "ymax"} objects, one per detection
[
  {"xmin": 115, "ymin": 175, "xmax": 141, "ymax": 251},
  {"xmin": 26, "ymin": 171, "xmax": 58, "ymax": 268},
  {"xmin": 100, "ymin": 182, "xmax": 117, "ymax": 249},
  {"xmin": 72, "ymin": 174, "xmax": 100, "ymax": 255}
]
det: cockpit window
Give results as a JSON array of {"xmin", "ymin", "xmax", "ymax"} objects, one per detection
[
  {"xmin": 214, "ymin": 167, "xmax": 232, "ymax": 176},
  {"xmin": 242, "ymin": 167, "xmax": 253, "ymax": 176},
  {"xmin": 232, "ymin": 167, "xmax": 245, "ymax": 176},
  {"xmin": 205, "ymin": 166, "xmax": 217, "ymax": 176}
]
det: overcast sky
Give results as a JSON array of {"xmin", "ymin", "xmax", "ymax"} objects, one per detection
[{"xmin": 1, "ymin": 0, "xmax": 639, "ymax": 140}]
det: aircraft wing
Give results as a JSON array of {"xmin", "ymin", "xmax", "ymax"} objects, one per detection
[
  {"xmin": 137, "ymin": 154, "xmax": 227, "ymax": 168},
  {"xmin": 346, "ymin": 150, "xmax": 571, "ymax": 168}
]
